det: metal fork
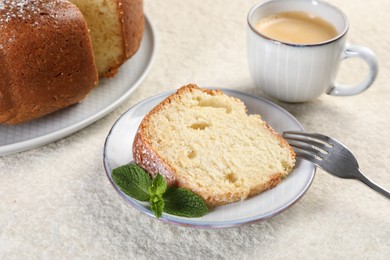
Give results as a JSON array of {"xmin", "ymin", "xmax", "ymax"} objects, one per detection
[{"xmin": 283, "ymin": 131, "xmax": 390, "ymax": 199}]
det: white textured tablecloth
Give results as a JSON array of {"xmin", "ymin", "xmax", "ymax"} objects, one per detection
[{"xmin": 1, "ymin": 0, "xmax": 389, "ymax": 259}]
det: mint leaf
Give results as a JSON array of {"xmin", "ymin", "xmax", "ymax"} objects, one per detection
[
  {"xmin": 149, "ymin": 173, "xmax": 167, "ymax": 196},
  {"xmin": 163, "ymin": 187, "xmax": 208, "ymax": 218},
  {"xmin": 112, "ymin": 164, "xmax": 152, "ymax": 201},
  {"xmin": 150, "ymin": 194, "xmax": 164, "ymax": 218}
]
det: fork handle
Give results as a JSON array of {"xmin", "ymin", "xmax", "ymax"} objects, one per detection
[{"xmin": 356, "ymin": 170, "xmax": 390, "ymax": 199}]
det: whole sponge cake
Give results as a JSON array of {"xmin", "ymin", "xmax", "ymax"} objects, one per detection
[
  {"xmin": 0, "ymin": 0, "xmax": 98, "ymax": 124},
  {"xmin": 133, "ymin": 84, "xmax": 296, "ymax": 207},
  {"xmin": 69, "ymin": 0, "xmax": 144, "ymax": 77}
]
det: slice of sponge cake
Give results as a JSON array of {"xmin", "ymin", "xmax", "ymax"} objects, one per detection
[{"xmin": 133, "ymin": 84, "xmax": 296, "ymax": 207}]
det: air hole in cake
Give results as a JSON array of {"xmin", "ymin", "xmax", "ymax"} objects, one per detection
[
  {"xmin": 187, "ymin": 150, "xmax": 197, "ymax": 159},
  {"xmin": 196, "ymin": 97, "xmax": 232, "ymax": 113},
  {"xmin": 190, "ymin": 122, "xmax": 210, "ymax": 130},
  {"xmin": 226, "ymin": 173, "xmax": 238, "ymax": 183}
]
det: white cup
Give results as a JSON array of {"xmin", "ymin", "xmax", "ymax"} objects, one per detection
[{"xmin": 247, "ymin": 0, "xmax": 379, "ymax": 102}]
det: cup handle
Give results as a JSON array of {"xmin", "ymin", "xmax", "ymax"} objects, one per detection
[{"xmin": 327, "ymin": 44, "xmax": 379, "ymax": 96}]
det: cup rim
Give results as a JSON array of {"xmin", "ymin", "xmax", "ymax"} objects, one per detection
[{"xmin": 247, "ymin": 0, "xmax": 349, "ymax": 47}]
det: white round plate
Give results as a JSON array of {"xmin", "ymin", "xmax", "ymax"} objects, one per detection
[
  {"xmin": 0, "ymin": 16, "xmax": 156, "ymax": 156},
  {"xmin": 103, "ymin": 89, "xmax": 316, "ymax": 228}
]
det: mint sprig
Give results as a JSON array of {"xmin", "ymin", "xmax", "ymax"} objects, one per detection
[{"xmin": 112, "ymin": 164, "xmax": 208, "ymax": 218}]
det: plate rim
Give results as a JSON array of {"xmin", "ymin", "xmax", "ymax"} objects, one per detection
[
  {"xmin": 103, "ymin": 88, "xmax": 316, "ymax": 229},
  {"xmin": 0, "ymin": 15, "xmax": 156, "ymax": 156}
]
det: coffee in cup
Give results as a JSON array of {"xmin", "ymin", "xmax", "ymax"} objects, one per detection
[{"xmin": 255, "ymin": 11, "xmax": 338, "ymax": 45}]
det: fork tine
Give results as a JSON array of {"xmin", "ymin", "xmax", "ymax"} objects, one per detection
[
  {"xmin": 283, "ymin": 131, "xmax": 333, "ymax": 144},
  {"xmin": 293, "ymin": 149, "xmax": 322, "ymax": 164},
  {"xmin": 283, "ymin": 133, "xmax": 331, "ymax": 154}
]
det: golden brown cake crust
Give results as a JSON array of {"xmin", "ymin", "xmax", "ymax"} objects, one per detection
[
  {"xmin": 102, "ymin": 0, "xmax": 144, "ymax": 77},
  {"xmin": 133, "ymin": 84, "xmax": 296, "ymax": 207},
  {"xmin": 0, "ymin": 0, "xmax": 98, "ymax": 124}
]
